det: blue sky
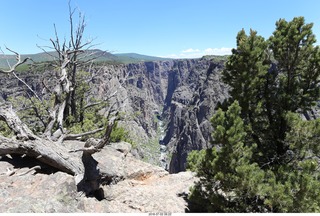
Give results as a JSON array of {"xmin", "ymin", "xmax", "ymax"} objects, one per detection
[{"xmin": 0, "ymin": 0, "xmax": 320, "ymax": 58}]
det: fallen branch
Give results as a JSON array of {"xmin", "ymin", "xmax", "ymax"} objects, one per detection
[
  {"xmin": 63, "ymin": 127, "xmax": 104, "ymax": 141},
  {"xmin": 18, "ymin": 165, "xmax": 41, "ymax": 176},
  {"xmin": 69, "ymin": 146, "xmax": 99, "ymax": 154},
  {"xmin": 0, "ymin": 135, "xmax": 83, "ymax": 175}
]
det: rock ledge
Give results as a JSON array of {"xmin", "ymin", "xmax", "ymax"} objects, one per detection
[{"xmin": 0, "ymin": 141, "xmax": 197, "ymax": 213}]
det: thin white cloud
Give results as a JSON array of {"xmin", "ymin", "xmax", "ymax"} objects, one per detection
[
  {"xmin": 163, "ymin": 54, "xmax": 180, "ymax": 58},
  {"xmin": 162, "ymin": 47, "xmax": 232, "ymax": 59},
  {"xmin": 182, "ymin": 48, "xmax": 201, "ymax": 53},
  {"xmin": 204, "ymin": 47, "xmax": 232, "ymax": 56}
]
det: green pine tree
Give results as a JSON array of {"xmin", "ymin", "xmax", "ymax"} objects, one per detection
[
  {"xmin": 188, "ymin": 16, "xmax": 320, "ymax": 212},
  {"xmin": 188, "ymin": 101, "xmax": 268, "ymax": 212}
]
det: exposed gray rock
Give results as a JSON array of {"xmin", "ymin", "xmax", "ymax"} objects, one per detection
[
  {"xmin": 0, "ymin": 171, "xmax": 80, "ymax": 213},
  {"xmin": 93, "ymin": 143, "xmax": 168, "ymax": 185},
  {"xmin": 110, "ymin": 141, "xmax": 132, "ymax": 155},
  {"xmin": 0, "ymin": 141, "xmax": 197, "ymax": 213},
  {"xmin": 104, "ymin": 171, "xmax": 196, "ymax": 213}
]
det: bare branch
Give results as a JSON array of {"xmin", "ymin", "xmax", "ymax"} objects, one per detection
[
  {"xmin": 63, "ymin": 127, "xmax": 104, "ymax": 141},
  {"xmin": 36, "ymin": 44, "xmax": 59, "ymax": 62},
  {"xmin": 25, "ymin": 92, "xmax": 47, "ymax": 128},
  {"xmin": 83, "ymin": 101, "xmax": 106, "ymax": 110},
  {"xmin": 42, "ymin": 79, "xmax": 53, "ymax": 94},
  {"xmin": 12, "ymin": 72, "xmax": 42, "ymax": 101},
  {"xmin": 69, "ymin": 145, "xmax": 99, "ymax": 154},
  {"xmin": 76, "ymin": 47, "xmax": 108, "ymax": 66},
  {"xmin": 0, "ymin": 48, "xmax": 41, "ymax": 101},
  {"xmin": 43, "ymin": 104, "xmax": 59, "ymax": 140},
  {"xmin": 95, "ymin": 115, "xmax": 119, "ymax": 149},
  {"xmin": 69, "ymin": 0, "xmax": 77, "ymax": 49},
  {"xmin": 0, "ymin": 47, "xmax": 30, "ymax": 74}
]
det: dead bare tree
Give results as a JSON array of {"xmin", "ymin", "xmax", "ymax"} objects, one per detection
[
  {"xmin": 0, "ymin": 46, "xmax": 122, "ymax": 198},
  {"xmin": 0, "ymin": 2, "xmax": 124, "ymax": 199},
  {"xmin": 30, "ymin": 2, "xmax": 109, "ymax": 142}
]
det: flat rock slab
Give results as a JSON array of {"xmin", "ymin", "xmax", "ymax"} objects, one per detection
[{"xmin": 105, "ymin": 171, "xmax": 196, "ymax": 213}]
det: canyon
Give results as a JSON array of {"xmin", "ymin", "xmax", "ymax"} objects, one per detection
[
  {"xmin": 0, "ymin": 56, "xmax": 229, "ymax": 173},
  {"xmin": 0, "ymin": 55, "xmax": 230, "ymax": 212}
]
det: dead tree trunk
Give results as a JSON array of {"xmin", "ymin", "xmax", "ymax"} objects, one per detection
[
  {"xmin": 0, "ymin": 101, "xmax": 117, "ymax": 197},
  {"xmin": 0, "ymin": 136, "xmax": 83, "ymax": 175},
  {"xmin": 43, "ymin": 52, "xmax": 72, "ymax": 141},
  {"xmin": 0, "ymin": 103, "xmax": 38, "ymax": 141},
  {"xmin": 0, "ymin": 102, "xmax": 82, "ymax": 174}
]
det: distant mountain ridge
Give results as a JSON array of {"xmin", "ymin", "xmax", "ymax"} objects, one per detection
[
  {"xmin": 0, "ymin": 49, "xmax": 171, "ymax": 68},
  {"xmin": 114, "ymin": 53, "xmax": 171, "ymax": 63}
]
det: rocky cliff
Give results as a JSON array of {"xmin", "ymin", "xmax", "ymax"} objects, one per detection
[
  {"xmin": 84, "ymin": 57, "xmax": 228, "ymax": 172},
  {"xmin": 0, "ymin": 57, "xmax": 228, "ymax": 172}
]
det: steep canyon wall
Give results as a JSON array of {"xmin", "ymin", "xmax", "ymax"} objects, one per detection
[{"xmin": 0, "ymin": 57, "xmax": 228, "ymax": 172}]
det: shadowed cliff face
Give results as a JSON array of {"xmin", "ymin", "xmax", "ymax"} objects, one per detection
[
  {"xmin": 160, "ymin": 59, "xmax": 228, "ymax": 173},
  {"xmin": 0, "ymin": 57, "xmax": 228, "ymax": 172}
]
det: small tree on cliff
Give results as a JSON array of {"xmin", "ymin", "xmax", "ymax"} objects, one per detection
[{"xmin": 188, "ymin": 17, "xmax": 320, "ymax": 212}]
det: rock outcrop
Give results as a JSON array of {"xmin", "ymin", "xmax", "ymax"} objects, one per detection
[{"xmin": 0, "ymin": 141, "xmax": 197, "ymax": 213}]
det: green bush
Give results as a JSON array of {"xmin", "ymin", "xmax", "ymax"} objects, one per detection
[
  {"xmin": 0, "ymin": 121, "xmax": 14, "ymax": 138},
  {"xmin": 110, "ymin": 122, "xmax": 130, "ymax": 142}
]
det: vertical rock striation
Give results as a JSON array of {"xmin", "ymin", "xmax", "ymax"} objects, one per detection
[{"xmin": 160, "ymin": 58, "xmax": 228, "ymax": 173}]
